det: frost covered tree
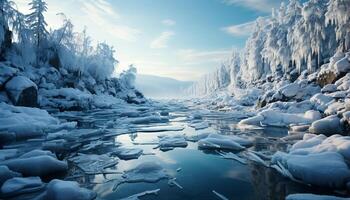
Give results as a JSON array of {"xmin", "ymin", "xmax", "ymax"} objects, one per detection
[
  {"xmin": 326, "ymin": 0, "xmax": 350, "ymax": 51},
  {"xmin": 0, "ymin": 0, "xmax": 16, "ymax": 56},
  {"xmin": 27, "ymin": 0, "xmax": 48, "ymax": 64}
]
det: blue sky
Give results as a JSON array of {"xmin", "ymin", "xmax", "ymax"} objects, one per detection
[{"xmin": 14, "ymin": 0, "xmax": 285, "ymax": 81}]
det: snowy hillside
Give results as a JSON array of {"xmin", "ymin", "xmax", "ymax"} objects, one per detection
[
  {"xmin": 189, "ymin": 0, "xmax": 350, "ymax": 96},
  {"xmin": 0, "ymin": 0, "xmax": 146, "ymax": 111},
  {"xmin": 135, "ymin": 74, "xmax": 192, "ymax": 99}
]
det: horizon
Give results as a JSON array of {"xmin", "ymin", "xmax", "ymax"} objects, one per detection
[{"xmin": 14, "ymin": 0, "xmax": 286, "ymax": 81}]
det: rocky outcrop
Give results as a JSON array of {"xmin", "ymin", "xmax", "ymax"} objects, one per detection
[{"xmin": 5, "ymin": 76, "xmax": 38, "ymax": 107}]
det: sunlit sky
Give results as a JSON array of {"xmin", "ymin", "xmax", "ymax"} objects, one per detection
[{"xmin": 14, "ymin": 0, "xmax": 286, "ymax": 81}]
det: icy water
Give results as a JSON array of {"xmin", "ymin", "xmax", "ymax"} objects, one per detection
[{"xmin": 49, "ymin": 101, "xmax": 337, "ymax": 200}]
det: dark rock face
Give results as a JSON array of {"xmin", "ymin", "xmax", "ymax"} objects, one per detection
[
  {"xmin": 317, "ymin": 70, "xmax": 337, "ymax": 87},
  {"xmin": 5, "ymin": 76, "xmax": 38, "ymax": 107},
  {"xmin": 15, "ymin": 86, "xmax": 38, "ymax": 107}
]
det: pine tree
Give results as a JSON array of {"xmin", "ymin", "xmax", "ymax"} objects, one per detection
[{"xmin": 27, "ymin": 0, "xmax": 48, "ymax": 64}]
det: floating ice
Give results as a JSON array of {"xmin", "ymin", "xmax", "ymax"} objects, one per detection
[
  {"xmin": 0, "ymin": 155, "xmax": 68, "ymax": 177},
  {"xmin": 43, "ymin": 179, "xmax": 96, "ymax": 200},
  {"xmin": 189, "ymin": 121, "xmax": 209, "ymax": 130},
  {"xmin": 137, "ymin": 126, "xmax": 184, "ymax": 132},
  {"xmin": 69, "ymin": 154, "xmax": 118, "ymax": 174},
  {"xmin": 217, "ymin": 151, "xmax": 247, "ymax": 164},
  {"xmin": 0, "ymin": 149, "xmax": 18, "ymax": 161},
  {"xmin": 1, "ymin": 177, "xmax": 43, "ymax": 196},
  {"xmin": 286, "ymin": 193, "xmax": 349, "ymax": 200},
  {"xmin": 158, "ymin": 135, "xmax": 188, "ymax": 151},
  {"xmin": 272, "ymin": 151, "xmax": 350, "ymax": 188},
  {"xmin": 310, "ymin": 115, "xmax": 343, "ymax": 135},
  {"xmin": 198, "ymin": 134, "xmax": 247, "ymax": 151},
  {"xmin": 119, "ymin": 189, "xmax": 160, "ymax": 200},
  {"xmin": 212, "ymin": 190, "xmax": 230, "ymax": 200},
  {"xmin": 112, "ymin": 147, "xmax": 143, "ymax": 160},
  {"xmin": 114, "ymin": 162, "xmax": 170, "ymax": 190},
  {"xmin": 0, "ymin": 165, "xmax": 21, "ymax": 186}
]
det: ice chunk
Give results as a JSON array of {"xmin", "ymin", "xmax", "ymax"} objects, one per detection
[
  {"xmin": 69, "ymin": 154, "xmax": 118, "ymax": 174},
  {"xmin": 119, "ymin": 189, "xmax": 160, "ymax": 200},
  {"xmin": 310, "ymin": 115, "xmax": 343, "ymax": 135},
  {"xmin": 272, "ymin": 152, "xmax": 350, "ymax": 188},
  {"xmin": 0, "ymin": 149, "xmax": 18, "ymax": 161},
  {"xmin": 321, "ymin": 84, "xmax": 337, "ymax": 93},
  {"xmin": 334, "ymin": 57, "xmax": 350, "ymax": 73},
  {"xmin": 137, "ymin": 126, "xmax": 184, "ymax": 132},
  {"xmin": 189, "ymin": 121, "xmax": 209, "ymax": 130},
  {"xmin": 19, "ymin": 150, "xmax": 56, "ymax": 159},
  {"xmin": 212, "ymin": 190, "xmax": 230, "ymax": 200},
  {"xmin": 286, "ymin": 193, "xmax": 349, "ymax": 200},
  {"xmin": 198, "ymin": 134, "xmax": 245, "ymax": 151},
  {"xmin": 185, "ymin": 132, "xmax": 210, "ymax": 142},
  {"xmin": 0, "ymin": 156, "xmax": 68, "ymax": 176},
  {"xmin": 0, "ymin": 103, "xmax": 61, "ymax": 139},
  {"xmin": 290, "ymin": 134, "xmax": 350, "ymax": 160},
  {"xmin": 114, "ymin": 162, "xmax": 169, "ymax": 189},
  {"xmin": 44, "ymin": 179, "xmax": 96, "ymax": 200},
  {"xmin": 1, "ymin": 177, "xmax": 43, "ymax": 196},
  {"xmin": 0, "ymin": 166, "xmax": 21, "ymax": 186},
  {"xmin": 158, "ymin": 135, "xmax": 188, "ymax": 151},
  {"xmin": 112, "ymin": 147, "xmax": 143, "ymax": 160}
]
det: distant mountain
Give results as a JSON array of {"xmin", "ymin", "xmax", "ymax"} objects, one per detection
[{"xmin": 135, "ymin": 74, "xmax": 193, "ymax": 99}]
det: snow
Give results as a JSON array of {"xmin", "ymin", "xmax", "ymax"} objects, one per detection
[
  {"xmin": 310, "ymin": 115, "xmax": 343, "ymax": 135},
  {"xmin": 1, "ymin": 177, "xmax": 43, "ymax": 196},
  {"xmin": 198, "ymin": 133, "xmax": 246, "ymax": 151},
  {"xmin": 272, "ymin": 151, "xmax": 350, "ymax": 188},
  {"xmin": 158, "ymin": 135, "xmax": 188, "ymax": 151},
  {"xmin": 0, "ymin": 155, "xmax": 68, "ymax": 177},
  {"xmin": 43, "ymin": 179, "xmax": 96, "ymax": 200},
  {"xmin": 286, "ymin": 193, "xmax": 350, "ymax": 200}
]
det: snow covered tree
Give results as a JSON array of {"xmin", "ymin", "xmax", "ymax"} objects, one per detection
[
  {"xmin": 326, "ymin": 0, "xmax": 350, "ymax": 51},
  {"xmin": 27, "ymin": 0, "xmax": 48, "ymax": 64}
]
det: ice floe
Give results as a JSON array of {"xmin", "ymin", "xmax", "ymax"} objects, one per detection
[{"xmin": 198, "ymin": 134, "xmax": 247, "ymax": 151}]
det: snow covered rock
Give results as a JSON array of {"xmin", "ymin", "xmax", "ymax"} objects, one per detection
[
  {"xmin": 0, "ymin": 155, "xmax": 68, "ymax": 177},
  {"xmin": 334, "ymin": 57, "xmax": 350, "ymax": 73},
  {"xmin": 272, "ymin": 151, "xmax": 350, "ymax": 188},
  {"xmin": 290, "ymin": 134, "xmax": 350, "ymax": 160},
  {"xmin": 198, "ymin": 133, "xmax": 247, "ymax": 151},
  {"xmin": 286, "ymin": 193, "xmax": 350, "ymax": 200},
  {"xmin": 1, "ymin": 177, "xmax": 43, "ymax": 196},
  {"xmin": 0, "ymin": 166, "xmax": 21, "ymax": 187},
  {"xmin": 43, "ymin": 179, "xmax": 96, "ymax": 200},
  {"xmin": 310, "ymin": 93, "xmax": 334, "ymax": 112},
  {"xmin": 5, "ymin": 76, "xmax": 38, "ymax": 107},
  {"xmin": 239, "ymin": 109, "xmax": 321, "ymax": 127},
  {"xmin": 310, "ymin": 115, "xmax": 343, "ymax": 135}
]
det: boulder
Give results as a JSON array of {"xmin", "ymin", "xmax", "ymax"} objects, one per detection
[
  {"xmin": 317, "ymin": 70, "xmax": 338, "ymax": 87},
  {"xmin": 310, "ymin": 115, "xmax": 343, "ymax": 135},
  {"xmin": 5, "ymin": 76, "xmax": 38, "ymax": 107}
]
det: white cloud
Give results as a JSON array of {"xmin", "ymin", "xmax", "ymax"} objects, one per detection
[
  {"xmin": 177, "ymin": 49, "xmax": 231, "ymax": 65},
  {"xmin": 162, "ymin": 19, "xmax": 176, "ymax": 26},
  {"xmin": 222, "ymin": 0, "xmax": 281, "ymax": 12},
  {"xmin": 222, "ymin": 20, "xmax": 255, "ymax": 37},
  {"xmin": 150, "ymin": 31, "xmax": 175, "ymax": 49},
  {"xmin": 80, "ymin": 0, "xmax": 140, "ymax": 42}
]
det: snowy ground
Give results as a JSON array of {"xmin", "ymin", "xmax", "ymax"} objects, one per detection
[{"xmin": 1, "ymin": 100, "xmax": 349, "ymax": 200}]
